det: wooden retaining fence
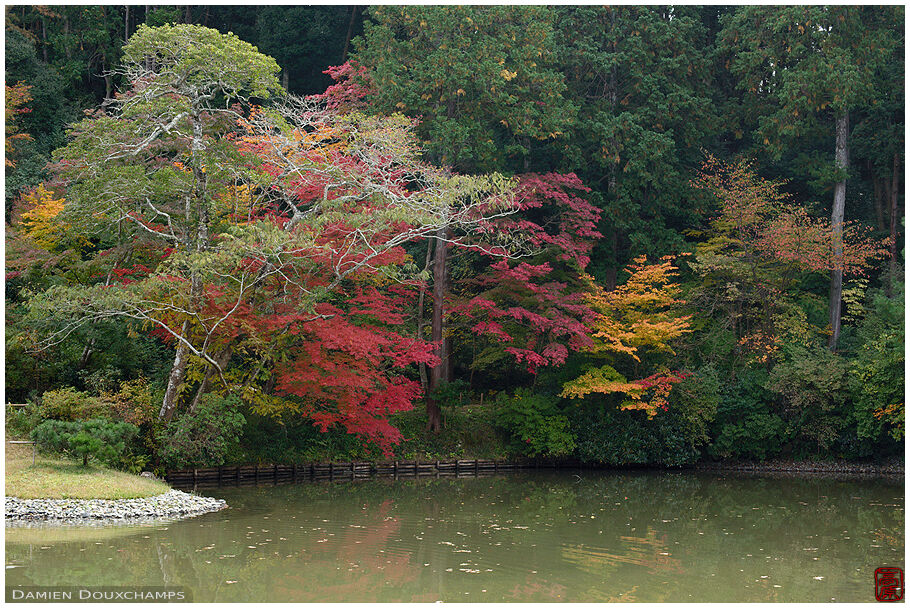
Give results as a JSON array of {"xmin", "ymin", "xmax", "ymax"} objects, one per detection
[{"xmin": 165, "ymin": 458, "xmax": 579, "ymax": 489}]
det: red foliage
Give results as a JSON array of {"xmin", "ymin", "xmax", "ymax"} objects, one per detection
[
  {"xmin": 308, "ymin": 61, "xmax": 376, "ymax": 111},
  {"xmin": 453, "ymin": 172, "xmax": 601, "ymax": 373},
  {"xmin": 262, "ymin": 285, "xmax": 437, "ymax": 453},
  {"xmin": 693, "ymin": 156, "xmax": 889, "ymax": 276},
  {"xmin": 632, "ymin": 370, "xmax": 691, "ymax": 413}
]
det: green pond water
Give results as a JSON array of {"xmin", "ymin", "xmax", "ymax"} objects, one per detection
[{"xmin": 5, "ymin": 471, "xmax": 904, "ymax": 602}]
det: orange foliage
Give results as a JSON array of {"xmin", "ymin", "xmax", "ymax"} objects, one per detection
[
  {"xmin": 583, "ymin": 255, "xmax": 692, "ymax": 363},
  {"xmin": 561, "ymin": 256, "xmax": 692, "ymax": 417},
  {"xmin": 5, "ymin": 82, "xmax": 32, "ymax": 166}
]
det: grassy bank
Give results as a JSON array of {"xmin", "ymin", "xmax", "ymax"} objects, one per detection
[{"xmin": 5, "ymin": 440, "xmax": 169, "ymax": 500}]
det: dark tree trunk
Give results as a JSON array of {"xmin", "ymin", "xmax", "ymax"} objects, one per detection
[
  {"xmin": 417, "ymin": 238, "xmax": 434, "ymax": 392},
  {"xmin": 889, "ymin": 152, "xmax": 900, "ymax": 285},
  {"xmin": 63, "ymin": 16, "xmax": 72, "ymax": 60},
  {"xmin": 41, "ymin": 17, "xmax": 48, "ymax": 62},
  {"xmin": 426, "ymin": 227, "xmax": 451, "ymax": 432},
  {"xmin": 828, "ymin": 112, "xmax": 849, "ymax": 351},
  {"xmin": 341, "ymin": 6, "xmax": 360, "ymax": 62},
  {"xmin": 871, "ymin": 165, "xmax": 886, "ymax": 231}
]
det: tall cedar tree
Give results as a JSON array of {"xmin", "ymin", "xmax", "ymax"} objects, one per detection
[{"xmin": 717, "ymin": 6, "xmax": 901, "ymax": 349}]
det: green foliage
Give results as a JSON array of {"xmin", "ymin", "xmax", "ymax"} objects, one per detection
[
  {"xmin": 850, "ymin": 280, "xmax": 905, "ymax": 443},
  {"xmin": 237, "ymin": 410, "xmax": 370, "ymax": 464},
  {"xmin": 102, "ymin": 377, "xmax": 158, "ymax": 427},
  {"xmin": 426, "ymin": 379, "xmax": 471, "ymax": 409},
  {"xmin": 718, "ymin": 6, "xmax": 900, "ymax": 160},
  {"xmin": 37, "ymin": 387, "xmax": 106, "ymax": 422},
  {"xmin": 708, "ymin": 367, "xmax": 788, "ymax": 460},
  {"xmin": 710, "ymin": 412, "xmax": 788, "ymax": 462},
  {"xmin": 569, "ymin": 370, "xmax": 718, "ymax": 466},
  {"xmin": 552, "ymin": 6, "xmax": 717, "ymax": 271},
  {"xmin": 5, "ymin": 400, "xmax": 44, "ymax": 438},
  {"xmin": 668, "ymin": 367, "xmax": 720, "ymax": 449},
  {"xmin": 155, "ymin": 394, "xmax": 246, "ymax": 470},
  {"xmin": 571, "ymin": 403, "xmax": 688, "ymax": 467},
  {"xmin": 31, "ymin": 418, "xmax": 138, "ymax": 467},
  {"xmin": 390, "ymin": 405, "xmax": 508, "ymax": 461},
  {"xmin": 4, "ymin": 29, "xmax": 71, "ymax": 206},
  {"xmin": 766, "ymin": 345, "xmax": 850, "ymax": 455},
  {"xmin": 121, "ymin": 23, "xmax": 282, "ymax": 101},
  {"xmin": 254, "ymin": 6, "xmax": 356, "ymax": 94},
  {"xmin": 354, "ymin": 5, "xmax": 573, "ymax": 173},
  {"xmin": 492, "ymin": 389, "xmax": 575, "ymax": 458}
]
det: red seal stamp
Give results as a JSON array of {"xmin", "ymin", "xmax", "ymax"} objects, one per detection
[{"xmin": 875, "ymin": 567, "xmax": 904, "ymax": 601}]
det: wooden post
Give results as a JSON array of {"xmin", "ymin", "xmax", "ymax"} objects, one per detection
[
  {"xmin": 350, "ymin": 461, "xmax": 355, "ymax": 478},
  {"xmin": 273, "ymin": 464, "xmax": 278, "ymax": 484},
  {"xmin": 255, "ymin": 464, "xmax": 260, "ymax": 484},
  {"xmin": 218, "ymin": 466, "xmax": 223, "ymax": 485},
  {"xmin": 329, "ymin": 462, "xmax": 334, "ymax": 480},
  {"xmin": 474, "ymin": 459, "xmax": 478, "ymax": 475}
]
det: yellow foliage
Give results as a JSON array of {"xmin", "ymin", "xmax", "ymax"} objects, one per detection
[
  {"xmin": 584, "ymin": 256, "xmax": 691, "ymax": 362},
  {"xmin": 560, "ymin": 257, "xmax": 691, "ymax": 415},
  {"xmin": 560, "ymin": 366, "xmax": 643, "ymax": 400},
  {"xmin": 19, "ymin": 185, "xmax": 72, "ymax": 250}
]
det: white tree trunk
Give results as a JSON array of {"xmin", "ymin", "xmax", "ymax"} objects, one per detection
[{"xmin": 828, "ymin": 112, "xmax": 849, "ymax": 350}]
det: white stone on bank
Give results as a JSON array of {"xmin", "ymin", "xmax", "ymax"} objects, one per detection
[{"xmin": 4, "ymin": 489, "xmax": 226, "ymax": 523}]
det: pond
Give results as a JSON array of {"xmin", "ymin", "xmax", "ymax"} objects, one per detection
[{"xmin": 5, "ymin": 471, "xmax": 903, "ymax": 602}]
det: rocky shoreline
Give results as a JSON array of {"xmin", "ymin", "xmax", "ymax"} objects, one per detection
[
  {"xmin": 5, "ymin": 489, "xmax": 227, "ymax": 524},
  {"xmin": 693, "ymin": 459, "xmax": 904, "ymax": 476}
]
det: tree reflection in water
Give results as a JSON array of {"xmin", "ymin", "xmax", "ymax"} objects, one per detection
[{"xmin": 5, "ymin": 471, "xmax": 903, "ymax": 602}]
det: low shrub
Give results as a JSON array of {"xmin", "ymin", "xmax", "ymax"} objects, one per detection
[
  {"xmin": 426, "ymin": 379, "xmax": 472, "ymax": 409},
  {"xmin": 493, "ymin": 388, "xmax": 576, "ymax": 458},
  {"xmin": 570, "ymin": 370, "xmax": 718, "ymax": 467},
  {"xmin": 391, "ymin": 404, "xmax": 507, "ymax": 460},
  {"xmin": 38, "ymin": 387, "xmax": 109, "ymax": 421},
  {"xmin": 102, "ymin": 377, "xmax": 158, "ymax": 426},
  {"xmin": 31, "ymin": 418, "xmax": 138, "ymax": 466}
]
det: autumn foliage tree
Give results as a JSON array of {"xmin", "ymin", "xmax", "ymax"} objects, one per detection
[
  {"xmin": 560, "ymin": 256, "xmax": 692, "ymax": 418},
  {"xmin": 5, "ymin": 82, "xmax": 32, "ymax": 167},
  {"xmin": 25, "ymin": 25, "xmax": 520, "ymax": 451},
  {"xmin": 689, "ymin": 156, "xmax": 888, "ymax": 362},
  {"xmin": 452, "ymin": 172, "xmax": 602, "ymax": 379}
]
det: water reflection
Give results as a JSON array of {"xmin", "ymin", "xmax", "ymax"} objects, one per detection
[{"xmin": 6, "ymin": 471, "xmax": 903, "ymax": 602}]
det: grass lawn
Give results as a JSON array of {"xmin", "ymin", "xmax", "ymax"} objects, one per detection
[{"xmin": 5, "ymin": 440, "xmax": 170, "ymax": 500}]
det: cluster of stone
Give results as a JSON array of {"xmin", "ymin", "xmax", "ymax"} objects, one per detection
[{"xmin": 5, "ymin": 490, "xmax": 226, "ymax": 522}]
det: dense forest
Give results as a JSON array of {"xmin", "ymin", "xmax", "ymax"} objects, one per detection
[{"xmin": 5, "ymin": 6, "xmax": 904, "ymax": 473}]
